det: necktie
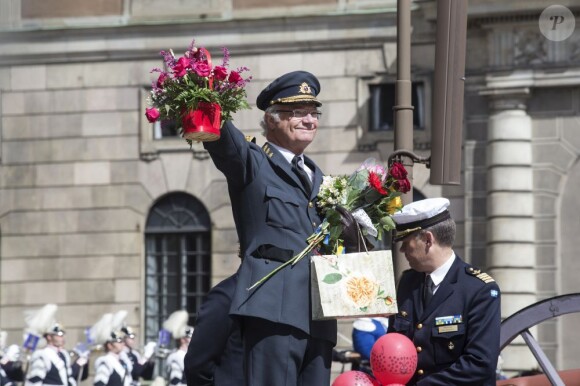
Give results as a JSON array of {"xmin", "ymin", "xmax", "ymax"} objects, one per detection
[
  {"xmin": 291, "ymin": 156, "xmax": 312, "ymax": 194},
  {"xmin": 57, "ymin": 350, "xmax": 67, "ymax": 363},
  {"xmin": 423, "ymin": 275, "xmax": 434, "ymax": 306}
]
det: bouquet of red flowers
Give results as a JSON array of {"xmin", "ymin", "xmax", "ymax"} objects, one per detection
[
  {"xmin": 249, "ymin": 159, "xmax": 410, "ymax": 290},
  {"xmin": 145, "ymin": 39, "xmax": 252, "ymax": 143}
]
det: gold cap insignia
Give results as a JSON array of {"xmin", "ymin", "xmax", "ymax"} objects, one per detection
[{"xmin": 298, "ymin": 82, "xmax": 312, "ymax": 95}]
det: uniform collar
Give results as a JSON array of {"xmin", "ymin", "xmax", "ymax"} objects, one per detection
[
  {"xmin": 267, "ymin": 142, "xmax": 313, "ymax": 178},
  {"xmin": 429, "ymin": 252, "xmax": 455, "ymax": 288},
  {"xmin": 267, "ymin": 142, "xmax": 302, "ymax": 164}
]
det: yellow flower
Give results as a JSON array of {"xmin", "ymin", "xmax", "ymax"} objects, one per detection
[
  {"xmin": 344, "ymin": 274, "xmax": 379, "ymax": 308},
  {"xmin": 386, "ymin": 196, "xmax": 402, "ymax": 214}
]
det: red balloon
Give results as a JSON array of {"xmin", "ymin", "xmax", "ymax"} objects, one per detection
[
  {"xmin": 332, "ymin": 371, "xmax": 381, "ymax": 386},
  {"xmin": 370, "ymin": 333, "xmax": 418, "ymax": 385}
]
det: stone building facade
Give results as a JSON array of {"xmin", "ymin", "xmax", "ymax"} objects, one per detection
[{"xmin": 1, "ymin": 0, "xmax": 579, "ymax": 381}]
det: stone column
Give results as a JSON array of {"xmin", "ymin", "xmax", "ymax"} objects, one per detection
[
  {"xmin": 0, "ymin": 0, "xmax": 20, "ymax": 29},
  {"xmin": 480, "ymin": 87, "xmax": 537, "ymax": 372}
]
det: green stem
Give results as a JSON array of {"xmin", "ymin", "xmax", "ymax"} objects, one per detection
[
  {"xmin": 247, "ymin": 228, "xmax": 326, "ymax": 291},
  {"xmin": 246, "ymin": 255, "xmax": 299, "ymax": 291}
]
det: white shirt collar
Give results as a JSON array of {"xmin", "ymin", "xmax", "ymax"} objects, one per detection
[
  {"xmin": 267, "ymin": 142, "xmax": 301, "ymax": 164},
  {"xmin": 267, "ymin": 142, "xmax": 312, "ymax": 178},
  {"xmin": 429, "ymin": 252, "xmax": 455, "ymax": 290}
]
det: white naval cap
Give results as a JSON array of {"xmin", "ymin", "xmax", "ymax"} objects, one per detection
[{"xmin": 392, "ymin": 197, "xmax": 451, "ymax": 241}]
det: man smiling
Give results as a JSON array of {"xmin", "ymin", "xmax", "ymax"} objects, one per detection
[{"xmin": 203, "ymin": 71, "xmax": 336, "ymax": 386}]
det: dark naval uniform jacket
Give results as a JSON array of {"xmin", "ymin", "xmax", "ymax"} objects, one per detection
[
  {"xmin": 204, "ymin": 121, "xmax": 337, "ymax": 344},
  {"xmin": 184, "ymin": 273, "xmax": 244, "ymax": 386},
  {"xmin": 388, "ymin": 256, "xmax": 501, "ymax": 385}
]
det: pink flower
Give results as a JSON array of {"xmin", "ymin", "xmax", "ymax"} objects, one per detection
[
  {"xmin": 156, "ymin": 73, "xmax": 168, "ymax": 89},
  {"xmin": 145, "ymin": 107, "xmax": 160, "ymax": 123},
  {"xmin": 193, "ymin": 62, "xmax": 211, "ymax": 77},
  {"xmin": 228, "ymin": 71, "xmax": 243, "ymax": 84},
  {"xmin": 357, "ymin": 160, "xmax": 387, "ymax": 181},
  {"xmin": 213, "ymin": 65, "xmax": 228, "ymax": 81},
  {"xmin": 173, "ymin": 57, "xmax": 191, "ymax": 77}
]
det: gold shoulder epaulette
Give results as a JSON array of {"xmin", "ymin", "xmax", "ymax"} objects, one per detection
[
  {"xmin": 245, "ymin": 135, "xmax": 256, "ymax": 143},
  {"xmin": 262, "ymin": 143, "xmax": 274, "ymax": 158},
  {"xmin": 466, "ymin": 267, "xmax": 495, "ymax": 283}
]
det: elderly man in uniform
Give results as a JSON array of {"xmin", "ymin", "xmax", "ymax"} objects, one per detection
[
  {"xmin": 387, "ymin": 197, "xmax": 501, "ymax": 385},
  {"xmin": 203, "ymin": 71, "xmax": 337, "ymax": 385}
]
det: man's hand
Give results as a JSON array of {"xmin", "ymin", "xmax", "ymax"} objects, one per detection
[
  {"xmin": 142, "ymin": 341, "xmax": 157, "ymax": 361},
  {"xmin": 333, "ymin": 349, "xmax": 361, "ymax": 364},
  {"xmin": 3, "ymin": 345, "xmax": 21, "ymax": 362},
  {"xmin": 336, "ymin": 207, "xmax": 372, "ymax": 252}
]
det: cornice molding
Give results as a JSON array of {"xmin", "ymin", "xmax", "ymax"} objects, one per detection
[{"xmin": 0, "ymin": 12, "xmax": 397, "ymax": 66}]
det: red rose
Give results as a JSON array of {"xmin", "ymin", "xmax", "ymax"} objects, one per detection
[
  {"xmin": 389, "ymin": 162, "xmax": 408, "ymax": 179},
  {"xmin": 213, "ymin": 66, "xmax": 228, "ymax": 81},
  {"xmin": 193, "ymin": 62, "xmax": 211, "ymax": 77},
  {"xmin": 396, "ymin": 178, "xmax": 411, "ymax": 193},
  {"xmin": 228, "ymin": 71, "xmax": 243, "ymax": 84},
  {"xmin": 145, "ymin": 107, "xmax": 160, "ymax": 123},
  {"xmin": 173, "ymin": 57, "xmax": 191, "ymax": 77},
  {"xmin": 156, "ymin": 73, "xmax": 168, "ymax": 89},
  {"xmin": 368, "ymin": 172, "xmax": 388, "ymax": 195}
]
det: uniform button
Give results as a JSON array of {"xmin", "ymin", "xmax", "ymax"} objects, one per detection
[
  {"xmin": 312, "ymin": 222, "xmax": 316, "ymax": 227},
  {"xmin": 416, "ymin": 346, "xmax": 422, "ymax": 352},
  {"xmin": 448, "ymin": 342, "xmax": 455, "ymax": 350},
  {"xmin": 401, "ymin": 311, "xmax": 408, "ymax": 317},
  {"xmin": 417, "ymin": 323, "xmax": 423, "ymax": 329},
  {"xmin": 265, "ymin": 259, "xmax": 270, "ymax": 264},
  {"xmin": 308, "ymin": 202, "xmax": 314, "ymax": 208},
  {"xmin": 417, "ymin": 369, "xmax": 424, "ymax": 375}
]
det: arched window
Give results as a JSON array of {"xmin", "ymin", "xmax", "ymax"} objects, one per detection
[{"xmin": 144, "ymin": 192, "xmax": 211, "ymax": 343}]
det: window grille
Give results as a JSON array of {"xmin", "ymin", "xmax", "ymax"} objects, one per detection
[{"xmin": 144, "ymin": 192, "xmax": 211, "ymax": 343}]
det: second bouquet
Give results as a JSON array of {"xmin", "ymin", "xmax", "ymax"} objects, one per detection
[{"xmin": 248, "ymin": 158, "xmax": 411, "ymax": 290}]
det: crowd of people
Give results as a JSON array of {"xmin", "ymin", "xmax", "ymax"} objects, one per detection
[
  {"xmin": 1, "ymin": 70, "xmax": 506, "ymax": 386},
  {"xmin": 0, "ymin": 306, "xmax": 194, "ymax": 386}
]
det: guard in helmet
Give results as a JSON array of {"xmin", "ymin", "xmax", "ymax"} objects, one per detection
[
  {"xmin": 0, "ymin": 331, "xmax": 24, "ymax": 385},
  {"xmin": 163, "ymin": 311, "xmax": 193, "ymax": 386},
  {"xmin": 120, "ymin": 326, "xmax": 156, "ymax": 386},
  {"xmin": 91, "ymin": 314, "xmax": 132, "ymax": 386},
  {"xmin": 25, "ymin": 304, "xmax": 89, "ymax": 386}
]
